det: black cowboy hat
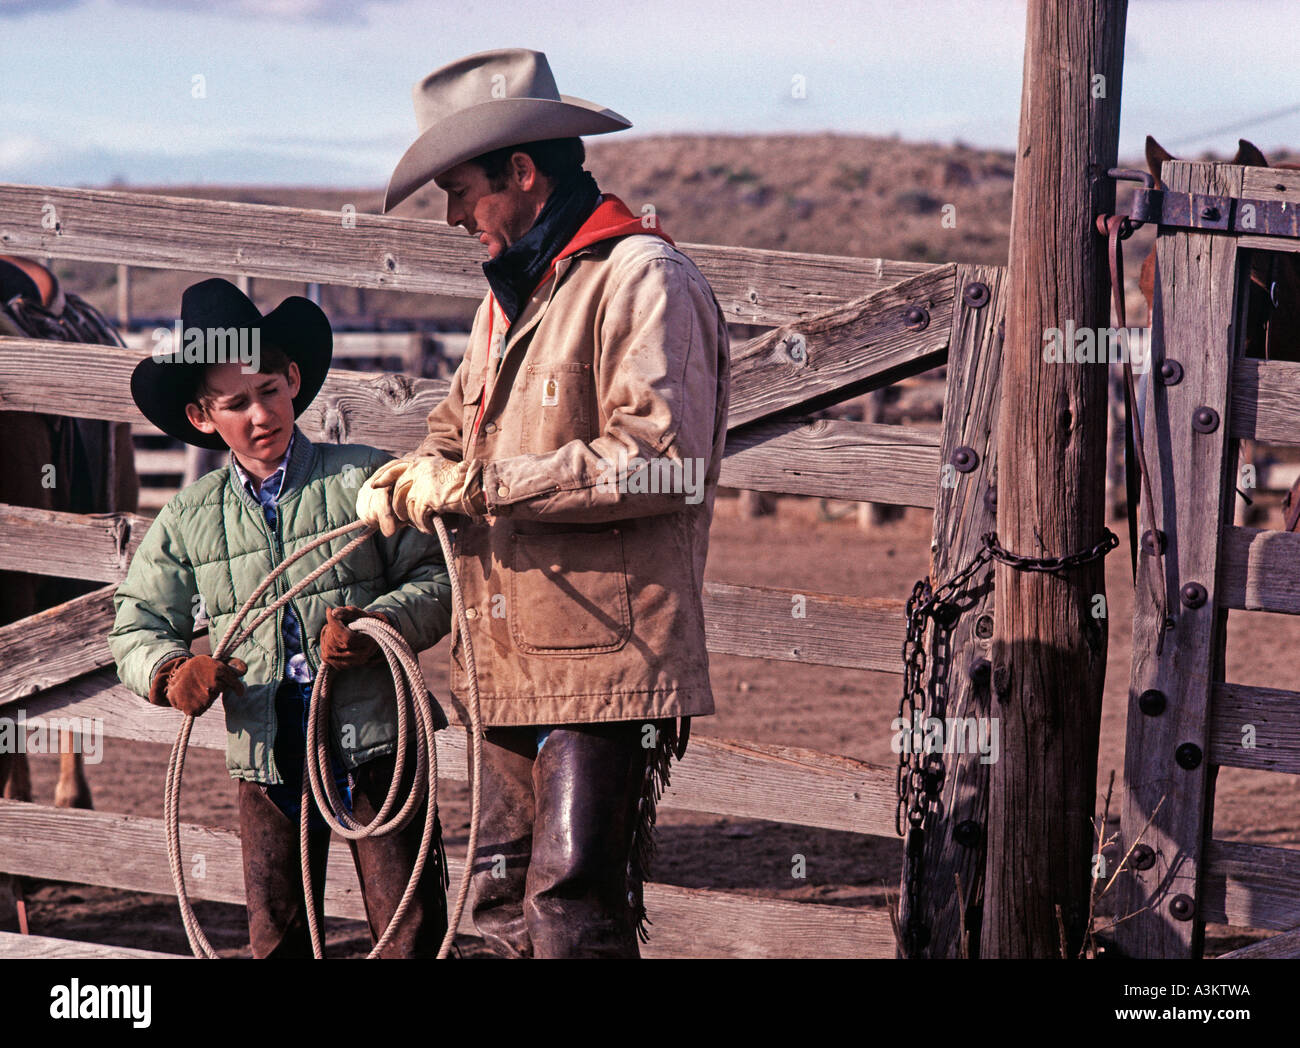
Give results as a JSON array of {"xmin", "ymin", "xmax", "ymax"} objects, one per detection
[{"xmin": 130, "ymin": 278, "xmax": 332, "ymax": 450}]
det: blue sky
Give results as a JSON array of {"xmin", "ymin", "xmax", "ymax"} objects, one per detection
[{"xmin": 1, "ymin": 0, "xmax": 1297, "ymax": 188}]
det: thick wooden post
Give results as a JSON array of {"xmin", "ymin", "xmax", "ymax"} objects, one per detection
[
  {"xmin": 899, "ymin": 264, "xmax": 1006, "ymax": 958},
  {"xmin": 983, "ymin": 0, "xmax": 1127, "ymax": 958}
]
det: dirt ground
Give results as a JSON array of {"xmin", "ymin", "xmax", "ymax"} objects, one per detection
[{"xmin": 15, "ymin": 493, "xmax": 1300, "ymax": 958}]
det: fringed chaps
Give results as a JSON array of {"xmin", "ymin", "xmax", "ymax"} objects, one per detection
[{"xmin": 624, "ymin": 716, "xmax": 690, "ymax": 944}]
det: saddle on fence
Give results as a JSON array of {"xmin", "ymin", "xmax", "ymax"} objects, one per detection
[
  {"xmin": 0, "ymin": 253, "xmax": 139, "ymax": 597},
  {"xmin": 0, "ymin": 255, "xmax": 136, "ymax": 518}
]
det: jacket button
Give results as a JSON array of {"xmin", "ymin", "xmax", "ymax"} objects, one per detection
[
  {"xmin": 550, "ymin": 563, "xmax": 562, "ymax": 573},
  {"xmin": 485, "ymin": 422, "xmax": 497, "ymax": 433},
  {"xmin": 465, "ymin": 607, "xmax": 478, "ymax": 619},
  {"xmin": 497, "ymin": 485, "xmax": 509, "ymax": 497}
]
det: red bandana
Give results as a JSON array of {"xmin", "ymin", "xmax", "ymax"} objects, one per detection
[{"xmin": 473, "ymin": 195, "xmax": 674, "ymax": 439}]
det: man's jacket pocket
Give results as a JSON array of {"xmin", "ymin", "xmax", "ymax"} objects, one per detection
[{"xmin": 507, "ymin": 528, "xmax": 631, "ymax": 654}]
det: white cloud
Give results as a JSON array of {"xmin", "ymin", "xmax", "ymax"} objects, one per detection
[
  {"xmin": 0, "ymin": 135, "xmax": 58, "ymax": 172},
  {"xmin": 0, "ymin": 0, "xmax": 403, "ymax": 21}
]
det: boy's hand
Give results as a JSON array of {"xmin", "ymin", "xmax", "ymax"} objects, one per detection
[
  {"xmin": 356, "ymin": 458, "xmax": 411, "ymax": 537},
  {"xmin": 319, "ymin": 606, "xmax": 393, "ymax": 669},
  {"xmin": 155, "ymin": 655, "xmax": 248, "ymax": 717}
]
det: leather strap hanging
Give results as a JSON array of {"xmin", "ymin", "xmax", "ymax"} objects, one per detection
[{"xmin": 1098, "ymin": 213, "xmax": 1173, "ymax": 652}]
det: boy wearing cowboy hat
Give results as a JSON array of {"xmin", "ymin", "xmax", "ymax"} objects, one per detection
[
  {"xmin": 358, "ymin": 48, "xmax": 731, "ymax": 958},
  {"xmin": 108, "ymin": 278, "xmax": 453, "ymax": 957}
]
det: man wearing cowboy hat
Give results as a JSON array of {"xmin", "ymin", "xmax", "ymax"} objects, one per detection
[
  {"xmin": 357, "ymin": 48, "xmax": 731, "ymax": 959},
  {"xmin": 110, "ymin": 279, "xmax": 454, "ymax": 957}
]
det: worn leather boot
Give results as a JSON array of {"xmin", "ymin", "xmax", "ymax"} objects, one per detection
[
  {"xmin": 237, "ymin": 778, "xmax": 332, "ymax": 959},
  {"xmin": 467, "ymin": 726, "xmax": 537, "ymax": 958},
  {"xmin": 347, "ymin": 748, "xmax": 450, "ymax": 958},
  {"xmin": 525, "ymin": 722, "xmax": 649, "ymax": 958}
]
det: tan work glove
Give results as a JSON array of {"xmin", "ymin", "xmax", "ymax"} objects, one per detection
[
  {"xmin": 319, "ymin": 606, "xmax": 393, "ymax": 669},
  {"xmin": 355, "ymin": 458, "xmax": 412, "ymax": 537},
  {"xmin": 150, "ymin": 654, "xmax": 248, "ymax": 717},
  {"xmin": 393, "ymin": 456, "xmax": 488, "ymax": 532}
]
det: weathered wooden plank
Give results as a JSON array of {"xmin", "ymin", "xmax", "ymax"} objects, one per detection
[
  {"xmin": 1202, "ymin": 839, "xmax": 1300, "ymax": 933},
  {"xmin": 726, "ymin": 265, "xmax": 954, "ymax": 428},
  {"xmin": 1116, "ymin": 159, "xmax": 1247, "ymax": 960},
  {"xmin": 0, "ymin": 799, "xmax": 894, "ymax": 958},
  {"xmin": 663, "ymin": 736, "xmax": 898, "ymax": 836},
  {"xmin": 132, "ymin": 449, "xmax": 187, "ymax": 475},
  {"xmin": 0, "ymin": 931, "xmax": 187, "ymax": 960},
  {"xmin": 137, "ymin": 488, "xmax": 175, "ymax": 512},
  {"xmin": 14, "ymin": 671, "xmax": 230, "ymax": 746},
  {"xmin": 1242, "ymin": 165, "xmax": 1300, "ymax": 201},
  {"xmin": 1209, "ymin": 682, "xmax": 1300, "ymax": 774},
  {"xmin": 903, "ymin": 263, "xmax": 1006, "ymax": 958},
  {"xmin": 0, "ymin": 182, "xmax": 940, "ymax": 326},
  {"xmin": 123, "ymin": 329, "xmax": 428, "ymax": 367},
  {"xmin": 0, "ymin": 503, "xmax": 146, "ymax": 582},
  {"xmin": 1, "ymin": 340, "xmax": 938, "ymax": 504},
  {"xmin": 1218, "ymin": 526, "xmax": 1300, "ymax": 614},
  {"xmin": 1255, "ymin": 460, "xmax": 1300, "ymax": 492},
  {"xmin": 702, "ymin": 581, "xmax": 905, "ymax": 673},
  {"xmin": 0, "ymin": 563, "xmax": 902, "ymax": 696},
  {"xmin": 1216, "ymin": 926, "xmax": 1300, "ymax": 959},
  {"xmin": 0, "ymin": 340, "xmax": 446, "ymax": 429},
  {"xmin": 0, "ymin": 585, "xmax": 116, "ymax": 704},
  {"xmin": 637, "ymin": 884, "xmax": 896, "ymax": 959},
  {"xmin": 720, "ymin": 418, "xmax": 940, "ymax": 508},
  {"xmin": 0, "ymin": 797, "xmax": 450, "ymax": 930},
  {"xmin": 688, "ymin": 245, "xmax": 939, "ymax": 326},
  {"xmin": 19, "ymin": 670, "xmax": 900, "ymax": 837},
  {"xmin": 1236, "ymin": 235, "xmax": 1300, "ymax": 256},
  {"xmin": 1230, "ymin": 359, "xmax": 1300, "ymax": 444}
]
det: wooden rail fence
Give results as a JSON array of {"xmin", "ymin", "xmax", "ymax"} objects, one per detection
[
  {"xmin": 3, "ymin": 161, "xmax": 1298, "ymax": 959},
  {"xmin": 0, "ymin": 179, "xmax": 961, "ymax": 959}
]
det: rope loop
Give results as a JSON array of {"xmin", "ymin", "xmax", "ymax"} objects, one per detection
[{"xmin": 165, "ymin": 515, "xmax": 483, "ymax": 960}]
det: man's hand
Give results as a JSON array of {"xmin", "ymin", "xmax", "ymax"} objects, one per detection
[
  {"xmin": 356, "ymin": 458, "xmax": 412, "ymax": 537},
  {"xmin": 394, "ymin": 457, "xmax": 488, "ymax": 531},
  {"xmin": 319, "ymin": 606, "xmax": 392, "ymax": 669},
  {"xmin": 154, "ymin": 654, "xmax": 248, "ymax": 717}
]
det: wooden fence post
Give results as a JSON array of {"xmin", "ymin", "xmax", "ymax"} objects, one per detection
[
  {"xmin": 983, "ymin": 0, "xmax": 1127, "ymax": 958},
  {"xmin": 899, "ymin": 264, "xmax": 1006, "ymax": 957},
  {"xmin": 115, "ymin": 264, "xmax": 131, "ymax": 329}
]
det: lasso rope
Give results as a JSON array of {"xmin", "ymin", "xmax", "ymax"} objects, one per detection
[{"xmin": 164, "ymin": 515, "xmax": 483, "ymax": 959}]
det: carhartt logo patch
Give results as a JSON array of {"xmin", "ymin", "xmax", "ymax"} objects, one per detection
[{"xmin": 541, "ymin": 377, "xmax": 559, "ymax": 406}]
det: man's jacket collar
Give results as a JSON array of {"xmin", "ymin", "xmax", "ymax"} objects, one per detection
[
  {"xmin": 496, "ymin": 194, "xmax": 675, "ymax": 358},
  {"xmin": 553, "ymin": 193, "xmax": 675, "ymax": 266}
]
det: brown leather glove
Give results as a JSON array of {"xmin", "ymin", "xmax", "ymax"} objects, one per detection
[
  {"xmin": 319, "ymin": 606, "xmax": 393, "ymax": 669},
  {"xmin": 150, "ymin": 654, "xmax": 248, "ymax": 717}
]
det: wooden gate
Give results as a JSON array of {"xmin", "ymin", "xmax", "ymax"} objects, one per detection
[{"xmin": 1114, "ymin": 159, "xmax": 1300, "ymax": 958}]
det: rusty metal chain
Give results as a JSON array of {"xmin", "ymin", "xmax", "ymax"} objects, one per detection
[
  {"xmin": 981, "ymin": 528, "xmax": 1119, "ymax": 574},
  {"xmin": 897, "ymin": 526, "xmax": 1118, "ymax": 956},
  {"xmin": 897, "ymin": 544, "xmax": 992, "ymax": 957}
]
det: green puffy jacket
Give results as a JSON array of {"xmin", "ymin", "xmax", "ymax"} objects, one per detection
[{"xmin": 108, "ymin": 426, "xmax": 452, "ymax": 784}]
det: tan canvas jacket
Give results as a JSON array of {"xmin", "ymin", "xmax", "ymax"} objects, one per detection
[{"xmin": 412, "ymin": 218, "xmax": 730, "ymax": 726}]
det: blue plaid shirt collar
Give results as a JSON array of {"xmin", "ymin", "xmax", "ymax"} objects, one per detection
[{"xmin": 230, "ymin": 429, "xmax": 296, "ymax": 507}]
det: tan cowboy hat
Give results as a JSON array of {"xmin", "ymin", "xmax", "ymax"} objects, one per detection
[{"xmin": 382, "ymin": 48, "xmax": 632, "ymax": 213}]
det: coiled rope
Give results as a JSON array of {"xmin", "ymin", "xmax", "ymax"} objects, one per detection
[{"xmin": 164, "ymin": 515, "xmax": 483, "ymax": 959}]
